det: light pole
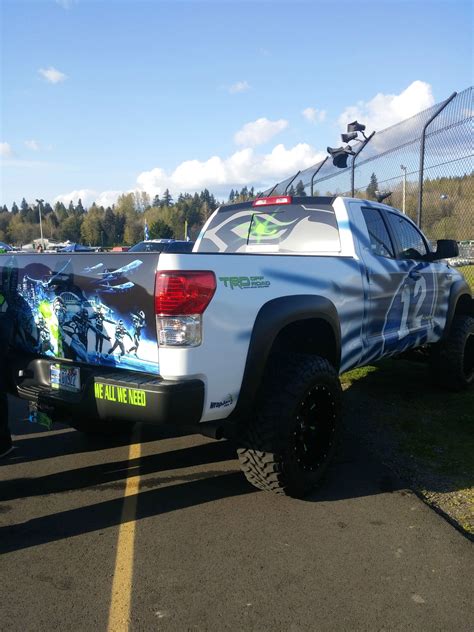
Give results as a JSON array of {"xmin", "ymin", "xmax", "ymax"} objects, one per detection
[
  {"xmin": 36, "ymin": 198, "xmax": 45, "ymax": 249},
  {"xmin": 400, "ymin": 165, "xmax": 407, "ymax": 214}
]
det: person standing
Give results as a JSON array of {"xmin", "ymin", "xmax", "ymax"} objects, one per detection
[{"xmin": 0, "ymin": 304, "xmax": 14, "ymax": 457}]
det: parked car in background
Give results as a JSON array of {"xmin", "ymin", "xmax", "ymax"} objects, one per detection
[
  {"xmin": 0, "ymin": 242, "xmax": 13, "ymax": 253},
  {"xmin": 58, "ymin": 242, "xmax": 97, "ymax": 253},
  {"xmin": 129, "ymin": 239, "xmax": 194, "ymax": 253}
]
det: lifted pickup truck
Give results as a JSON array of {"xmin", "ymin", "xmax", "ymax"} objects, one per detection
[{"xmin": 1, "ymin": 195, "xmax": 472, "ymax": 497}]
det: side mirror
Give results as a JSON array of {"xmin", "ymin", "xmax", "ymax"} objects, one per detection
[{"xmin": 432, "ymin": 239, "xmax": 459, "ymax": 260}]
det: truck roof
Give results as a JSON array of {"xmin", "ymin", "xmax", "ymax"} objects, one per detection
[{"xmin": 217, "ymin": 195, "xmax": 336, "ymax": 213}]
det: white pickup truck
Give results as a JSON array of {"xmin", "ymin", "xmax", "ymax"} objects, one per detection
[{"xmin": 1, "ymin": 195, "xmax": 472, "ymax": 497}]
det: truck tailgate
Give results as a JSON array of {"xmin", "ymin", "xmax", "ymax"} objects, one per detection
[{"xmin": 0, "ymin": 252, "xmax": 161, "ymax": 375}]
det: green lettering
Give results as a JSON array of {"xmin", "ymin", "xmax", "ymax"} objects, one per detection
[
  {"xmin": 105, "ymin": 385, "xmax": 116, "ymax": 401},
  {"xmin": 95, "ymin": 383, "xmax": 146, "ymax": 407},
  {"xmin": 94, "ymin": 383, "xmax": 104, "ymax": 400},
  {"xmin": 117, "ymin": 387, "xmax": 127, "ymax": 404}
]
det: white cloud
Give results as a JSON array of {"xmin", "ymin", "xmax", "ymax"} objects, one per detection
[
  {"xmin": 53, "ymin": 189, "xmax": 122, "ymax": 208},
  {"xmin": 25, "ymin": 139, "xmax": 40, "ymax": 151},
  {"xmin": 54, "ymin": 142, "xmax": 325, "ymax": 208},
  {"xmin": 234, "ymin": 117, "xmax": 288, "ymax": 147},
  {"xmin": 0, "ymin": 142, "xmax": 13, "ymax": 158},
  {"xmin": 338, "ymin": 80, "xmax": 435, "ymax": 132},
  {"xmin": 136, "ymin": 143, "xmax": 325, "ymax": 197},
  {"xmin": 39, "ymin": 66, "xmax": 68, "ymax": 84},
  {"xmin": 228, "ymin": 81, "xmax": 250, "ymax": 94},
  {"xmin": 302, "ymin": 107, "xmax": 327, "ymax": 124}
]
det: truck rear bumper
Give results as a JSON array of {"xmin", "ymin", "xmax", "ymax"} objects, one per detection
[{"xmin": 8, "ymin": 354, "xmax": 205, "ymax": 426}]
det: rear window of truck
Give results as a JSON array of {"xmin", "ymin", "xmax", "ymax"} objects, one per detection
[{"xmin": 197, "ymin": 202, "xmax": 340, "ymax": 254}]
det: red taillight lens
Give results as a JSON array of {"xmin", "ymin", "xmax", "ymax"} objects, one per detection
[
  {"xmin": 155, "ymin": 271, "xmax": 216, "ymax": 315},
  {"xmin": 252, "ymin": 195, "xmax": 292, "ymax": 207}
]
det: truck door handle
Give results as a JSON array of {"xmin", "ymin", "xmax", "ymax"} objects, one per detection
[{"xmin": 409, "ymin": 270, "xmax": 422, "ymax": 280}]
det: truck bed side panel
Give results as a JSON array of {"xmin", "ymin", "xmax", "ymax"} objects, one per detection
[
  {"xmin": 157, "ymin": 251, "xmax": 365, "ymax": 423},
  {"xmin": 0, "ymin": 252, "xmax": 161, "ymax": 375}
]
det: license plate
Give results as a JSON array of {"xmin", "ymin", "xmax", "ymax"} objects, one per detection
[{"xmin": 50, "ymin": 364, "xmax": 81, "ymax": 393}]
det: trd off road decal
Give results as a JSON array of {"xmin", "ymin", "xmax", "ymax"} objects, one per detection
[
  {"xmin": 219, "ymin": 276, "xmax": 271, "ymax": 289},
  {"xmin": 0, "ymin": 254, "xmax": 159, "ymax": 374}
]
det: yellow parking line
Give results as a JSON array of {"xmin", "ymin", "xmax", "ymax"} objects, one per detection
[{"xmin": 107, "ymin": 427, "xmax": 142, "ymax": 632}]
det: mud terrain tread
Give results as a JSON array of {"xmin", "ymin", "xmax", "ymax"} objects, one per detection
[
  {"xmin": 237, "ymin": 354, "xmax": 341, "ymax": 497},
  {"xmin": 431, "ymin": 315, "xmax": 474, "ymax": 391}
]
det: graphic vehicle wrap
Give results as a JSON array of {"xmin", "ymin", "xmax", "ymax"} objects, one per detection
[{"xmin": 0, "ymin": 253, "xmax": 161, "ymax": 374}]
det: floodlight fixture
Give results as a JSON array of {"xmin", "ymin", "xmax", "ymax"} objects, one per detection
[
  {"xmin": 375, "ymin": 190, "xmax": 392, "ymax": 203},
  {"xmin": 347, "ymin": 120, "xmax": 366, "ymax": 133},
  {"xmin": 327, "ymin": 145, "xmax": 355, "ymax": 169},
  {"xmin": 341, "ymin": 131, "xmax": 358, "ymax": 143}
]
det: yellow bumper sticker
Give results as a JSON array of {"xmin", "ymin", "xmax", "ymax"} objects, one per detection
[{"xmin": 95, "ymin": 382, "xmax": 147, "ymax": 407}]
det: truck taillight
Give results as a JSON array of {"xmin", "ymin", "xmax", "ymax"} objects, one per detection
[
  {"xmin": 155, "ymin": 271, "xmax": 216, "ymax": 315},
  {"xmin": 155, "ymin": 271, "xmax": 216, "ymax": 347},
  {"xmin": 252, "ymin": 195, "xmax": 292, "ymax": 207}
]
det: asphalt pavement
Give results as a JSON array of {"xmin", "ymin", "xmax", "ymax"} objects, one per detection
[{"xmin": 0, "ymin": 396, "xmax": 472, "ymax": 632}]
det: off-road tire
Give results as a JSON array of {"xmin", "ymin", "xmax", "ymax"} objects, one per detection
[
  {"xmin": 70, "ymin": 418, "xmax": 136, "ymax": 436},
  {"xmin": 431, "ymin": 315, "xmax": 474, "ymax": 391},
  {"xmin": 237, "ymin": 353, "xmax": 342, "ymax": 498}
]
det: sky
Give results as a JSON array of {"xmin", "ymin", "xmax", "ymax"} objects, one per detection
[{"xmin": 0, "ymin": 0, "xmax": 472, "ymax": 207}]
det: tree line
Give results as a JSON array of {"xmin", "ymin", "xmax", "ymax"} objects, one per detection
[
  {"xmin": 360, "ymin": 172, "xmax": 473, "ymax": 240},
  {"xmin": 0, "ymin": 187, "xmax": 257, "ymax": 247},
  {"xmin": 1, "ymin": 174, "xmax": 471, "ymax": 246}
]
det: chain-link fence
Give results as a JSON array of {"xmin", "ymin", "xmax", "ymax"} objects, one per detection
[{"xmin": 264, "ymin": 86, "xmax": 473, "ymax": 286}]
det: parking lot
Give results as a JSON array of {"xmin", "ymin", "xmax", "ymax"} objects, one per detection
[{"xmin": 1, "ymin": 396, "xmax": 472, "ymax": 632}]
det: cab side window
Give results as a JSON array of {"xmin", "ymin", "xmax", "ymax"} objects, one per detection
[
  {"xmin": 362, "ymin": 207, "xmax": 395, "ymax": 258},
  {"xmin": 386, "ymin": 213, "xmax": 428, "ymax": 259}
]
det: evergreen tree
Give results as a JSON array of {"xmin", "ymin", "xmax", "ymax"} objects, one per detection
[
  {"xmin": 49, "ymin": 213, "xmax": 59, "ymax": 230},
  {"xmin": 161, "ymin": 189, "xmax": 173, "ymax": 207},
  {"xmin": 20, "ymin": 198, "xmax": 29, "ymax": 217},
  {"xmin": 102, "ymin": 207, "xmax": 117, "ymax": 246},
  {"xmin": 0, "ymin": 205, "xmax": 8, "ymax": 213},
  {"xmin": 68, "ymin": 200, "xmax": 75, "ymax": 215},
  {"xmin": 295, "ymin": 180, "xmax": 306, "ymax": 196},
  {"xmin": 11, "ymin": 202, "xmax": 19, "ymax": 215},
  {"xmin": 43, "ymin": 202, "xmax": 53, "ymax": 215},
  {"xmin": 366, "ymin": 173, "xmax": 379, "ymax": 200},
  {"xmin": 149, "ymin": 219, "xmax": 173, "ymax": 240},
  {"xmin": 288, "ymin": 184, "xmax": 296, "ymax": 196},
  {"xmin": 229, "ymin": 189, "xmax": 235, "ymax": 202},
  {"xmin": 152, "ymin": 194, "xmax": 161, "ymax": 207},
  {"xmin": 75, "ymin": 198, "xmax": 85, "ymax": 214},
  {"xmin": 54, "ymin": 201, "xmax": 68, "ymax": 223}
]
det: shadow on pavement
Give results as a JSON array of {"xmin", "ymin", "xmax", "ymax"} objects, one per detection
[
  {"xmin": 0, "ymin": 471, "xmax": 253, "ymax": 555},
  {"xmin": 0, "ymin": 439, "xmax": 237, "ymax": 502},
  {"xmin": 0, "ymin": 428, "xmax": 409, "ymax": 555}
]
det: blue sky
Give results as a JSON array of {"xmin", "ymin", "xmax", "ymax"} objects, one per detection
[{"xmin": 1, "ymin": 0, "xmax": 472, "ymax": 207}]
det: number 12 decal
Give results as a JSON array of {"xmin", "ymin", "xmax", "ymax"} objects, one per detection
[{"xmin": 398, "ymin": 275, "xmax": 427, "ymax": 339}]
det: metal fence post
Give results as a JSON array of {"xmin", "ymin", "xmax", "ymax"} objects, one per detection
[
  {"xmin": 351, "ymin": 132, "xmax": 376, "ymax": 196},
  {"xmin": 284, "ymin": 170, "xmax": 301, "ymax": 194},
  {"xmin": 417, "ymin": 91, "xmax": 457, "ymax": 228},
  {"xmin": 310, "ymin": 158, "xmax": 328, "ymax": 195}
]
